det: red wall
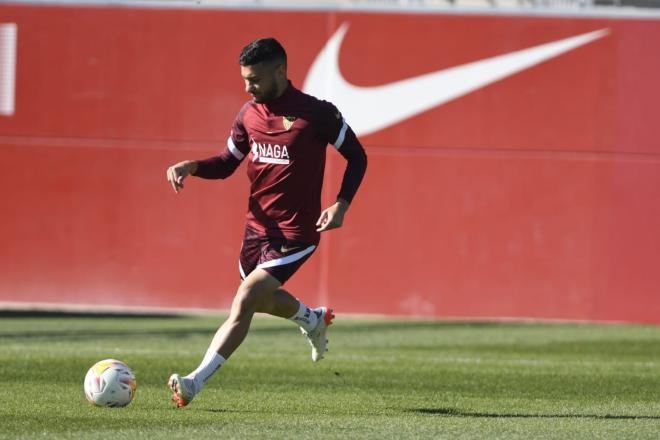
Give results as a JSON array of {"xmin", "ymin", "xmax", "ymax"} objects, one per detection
[{"xmin": 1, "ymin": 5, "xmax": 659, "ymax": 322}]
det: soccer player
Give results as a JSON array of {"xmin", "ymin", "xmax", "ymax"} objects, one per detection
[{"xmin": 165, "ymin": 37, "xmax": 367, "ymax": 407}]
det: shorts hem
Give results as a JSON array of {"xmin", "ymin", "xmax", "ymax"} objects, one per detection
[{"xmin": 255, "ymin": 245, "xmax": 316, "ymax": 270}]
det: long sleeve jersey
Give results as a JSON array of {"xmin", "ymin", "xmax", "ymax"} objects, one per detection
[{"xmin": 195, "ymin": 81, "xmax": 367, "ymax": 244}]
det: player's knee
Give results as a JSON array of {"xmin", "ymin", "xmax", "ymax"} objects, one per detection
[
  {"xmin": 232, "ymin": 282, "xmax": 268, "ymax": 315},
  {"xmin": 231, "ymin": 288, "xmax": 257, "ymax": 315}
]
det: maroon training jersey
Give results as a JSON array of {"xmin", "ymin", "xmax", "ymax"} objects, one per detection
[{"xmin": 199, "ymin": 82, "xmax": 352, "ymax": 244}]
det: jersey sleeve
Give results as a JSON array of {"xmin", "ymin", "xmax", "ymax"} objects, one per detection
[
  {"xmin": 334, "ymin": 125, "xmax": 367, "ymax": 204},
  {"xmin": 316, "ymin": 100, "xmax": 349, "ymax": 150},
  {"xmin": 227, "ymin": 104, "xmax": 251, "ymax": 160},
  {"xmin": 194, "ymin": 104, "xmax": 251, "ymax": 179},
  {"xmin": 315, "ymin": 100, "xmax": 367, "ymax": 204}
]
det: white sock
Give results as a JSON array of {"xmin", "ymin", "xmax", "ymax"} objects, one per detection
[
  {"xmin": 288, "ymin": 300, "xmax": 319, "ymax": 332},
  {"xmin": 185, "ymin": 349, "xmax": 226, "ymax": 391}
]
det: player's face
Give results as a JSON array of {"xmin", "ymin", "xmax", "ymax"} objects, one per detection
[{"xmin": 241, "ymin": 62, "xmax": 285, "ymax": 103}]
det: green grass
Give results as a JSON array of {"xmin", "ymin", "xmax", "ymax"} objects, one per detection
[{"xmin": 1, "ymin": 314, "xmax": 659, "ymax": 439}]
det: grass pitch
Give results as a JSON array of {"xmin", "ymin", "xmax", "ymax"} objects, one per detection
[{"xmin": 1, "ymin": 314, "xmax": 659, "ymax": 439}]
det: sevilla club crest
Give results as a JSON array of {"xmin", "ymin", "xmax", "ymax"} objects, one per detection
[{"xmin": 283, "ymin": 116, "xmax": 296, "ymax": 131}]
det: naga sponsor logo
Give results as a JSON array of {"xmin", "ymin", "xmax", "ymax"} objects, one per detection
[{"xmin": 251, "ymin": 139, "xmax": 290, "ymax": 165}]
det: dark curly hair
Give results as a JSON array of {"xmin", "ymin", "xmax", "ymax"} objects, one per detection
[{"xmin": 239, "ymin": 38, "xmax": 287, "ymax": 67}]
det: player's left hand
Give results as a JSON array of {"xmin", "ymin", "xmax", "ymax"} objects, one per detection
[{"xmin": 316, "ymin": 199, "xmax": 349, "ymax": 232}]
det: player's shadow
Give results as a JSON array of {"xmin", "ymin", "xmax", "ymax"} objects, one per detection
[{"xmin": 409, "ymin": 408, "xmax": 660, "ymax": 420}]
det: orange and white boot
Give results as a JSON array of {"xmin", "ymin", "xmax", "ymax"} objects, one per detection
[
  {"xmin": 168, "ymin": 374, "xmax": 197, "ymax": 408},
  {"xmin": 301, "ymin": 307, "xmax": 335, "ymax": 362}
]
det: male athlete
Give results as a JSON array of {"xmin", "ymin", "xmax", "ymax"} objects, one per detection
[{"xmin": 165, "ymin": 37, "xmax": 367, "ymax": 407}]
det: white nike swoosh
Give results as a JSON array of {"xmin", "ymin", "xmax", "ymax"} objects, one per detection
[{"xmin": 303, "ymin": 24, "xmax": 609, "ymax": 137}]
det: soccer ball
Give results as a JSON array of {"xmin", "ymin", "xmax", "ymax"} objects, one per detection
[{"xmin": 84, "ymin": 359, "xmax": 137, "ymax": 407}]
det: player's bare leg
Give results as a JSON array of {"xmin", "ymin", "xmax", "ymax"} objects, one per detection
[
  {"xmin": 275, "ymin": 286, "xmax": 335, "ymax": 360},
  {"xmin": 169, "ymin": 269, "xmax": 278, "ymax": 407},
  {"xmin": 265, "ymin": 287, "xmax": 301, "ymax": 317},
  {"xmin": 210, "ymin": 269, "xmax": 284, "ymax": 359},
  {"xmin": 264, "ymin": 285, "xmax": 335, "ymax": 361},
  {"xmin": 169, "ymin": 269, "xmax": 334, "ymax": 407}
]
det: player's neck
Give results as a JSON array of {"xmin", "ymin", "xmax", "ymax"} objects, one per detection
[{"xmin": 272, "ymin": 79, "xmax": 291, "ymax": 101}]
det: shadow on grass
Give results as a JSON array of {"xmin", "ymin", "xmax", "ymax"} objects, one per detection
[
  {"xmin": 0, "ymin": 325, "xmax": 301, "ymax": 340},
  {"xmin": 202, "ymin": 408, "xmax": 250, "ymax": 414},
  {"xmin": 0, "ymin": 328, "xmax": 213, "ymax": 340},
  {"xmin": 328, "ymin": 320, "xmax": 594, "ymax": 334},
  {"xmin": 0, "ymin": 310, "xmax": 184, "ymax": 319},
  {"xmin": 0, "ymin": 314, "xmax": 617, "ymax": 341},
  {"xmin": 0, "ymin": 316, "xmax": 518, "ymax": 340},
  {"xmin": 0, "ymin": 309, "xmax": 312, "ymax": 340},
  {"xmin": 410, "ymin": 408, "xmax": 660, "ymax": 420}
]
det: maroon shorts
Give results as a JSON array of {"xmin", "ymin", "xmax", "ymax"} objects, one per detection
[{"xmin": 239, "ymin": 226, "xmax": 317, "ymax": 284}]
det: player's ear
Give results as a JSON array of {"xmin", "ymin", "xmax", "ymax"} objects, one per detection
[{"xmin": 275, "ymin": 62, "xmax": 286, "ymax": 79}]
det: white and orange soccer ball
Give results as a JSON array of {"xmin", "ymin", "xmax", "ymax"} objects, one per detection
[{"xmin": 84, "ymin": 359, "xmax": 137, "ymax": 407}]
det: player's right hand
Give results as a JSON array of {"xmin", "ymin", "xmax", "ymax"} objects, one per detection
[{"xmin": 166, "ymin": 160, "xmax": 198, "ymax": 193}]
